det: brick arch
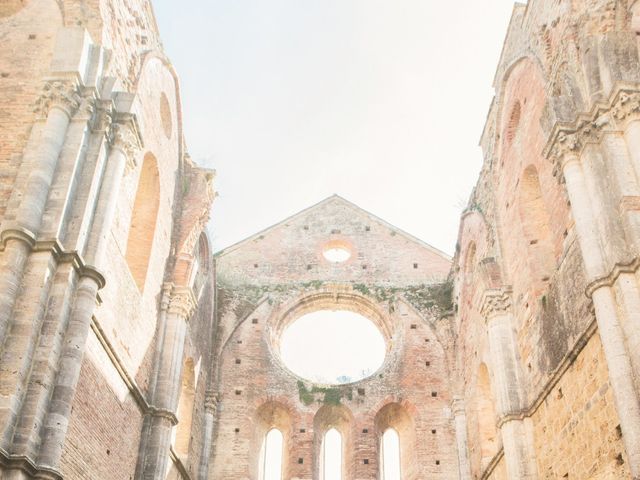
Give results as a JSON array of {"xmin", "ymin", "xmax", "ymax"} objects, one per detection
[
  {"xmin": 252, "ymin": 401, "xmax": 294, "ymax": 480},
  {"xmin": 464, "ymin": 241, "xmax": 477, "ymax": 281},
  {"xmin": 134, "ymin": 50, "xmax": 184, "ymax": 166},
  {"xmin": 493, "ymin": 56, "xmax": 547, "ymax": 162},
  {"xmin": 518, "ymin": 164, "xmax": 555, "ymax": 286},
  {"xmin": 374, "ymin": 402, "xmax": 418, "ymax": 480},
  {"xmin": 313, "ymin": 404, "xmax": 355, "ymax": 480},
  {"xmin": 125, "ymin": 152, "xmax": 160, "ymax": 291},
  {"xmin": 268, "ymin": 287, "xmax": 396, "ymax": 353},
  {"xmin": 493, "ymin": 55, "xmax": 567, "ymax": 298}
]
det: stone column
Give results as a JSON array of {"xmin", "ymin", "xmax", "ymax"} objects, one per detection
[
  {"xmin": 600, "ymin": 130, "xmax": 640, "ymax": 392},
  {"xmin": 560, "ymin": 154, "xmax": 640, "ymax": 478},
  {"xmin": 480, "ymin": 289, "xmax": 537, "ymax": 480},
  {"xmin": 85, "ymin": 117, "xmax": 139, "ymax": 266},
  {"xmin": 198, "ymin": 391, "xmax": 219, "ymax": 480},
  {"xmin": 6, "ymin": 113, "xmax": 140, "ymax": 467},
  {"xmin": 0, "ymin": 79, "xmax": 80, "ymax": 347},
  {"xmin": 35, "ymin": 268, "xmax": 104, "ymax": 471},
  {"xmin": 137, "ymin": 286, "xmax": 196, "ymax": 480},
  {"xmin": 452, "ymin": 396, "xmax": 472, "ymax": 480},
  {"xmin": 601, "ymin": 133, "xmax": 640, "ymax": 249}
]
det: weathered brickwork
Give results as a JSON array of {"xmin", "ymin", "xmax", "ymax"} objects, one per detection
[
  {"xmin": 211, "ymin": 197, "xmax": 456, "ymax": 480},
  {"xmin": 530, "ymin": 333, "xmax": 629, "ymax": 479},
  {"xmin": 2, "ymin": 0, "xmax": 640, "ymax": 479}
]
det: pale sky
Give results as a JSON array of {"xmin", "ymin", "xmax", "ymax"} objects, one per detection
[
  {"xmin": 153, "ymin": 1, "xmax": 518, "ymax": 255},
  {"xmin": 280, "ymin": 310, "xmax": 386, "ymax": 384}
]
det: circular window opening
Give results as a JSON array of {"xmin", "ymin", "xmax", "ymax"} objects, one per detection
[
  {"xmin": 160, "ymin": 92, "xmax": 172, "ymax": 139},
  {"xmin": 279, "ymin": 310, "xmax": 386, "ymax": 384},
  {"xmin": 322, "ymin": 241, "xmax": 352, "ymax": 263}
]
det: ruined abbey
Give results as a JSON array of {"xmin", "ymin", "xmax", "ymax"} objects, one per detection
[{"xmin": 1, "ymin": 0, "xmax": 640, "ymax": 479}]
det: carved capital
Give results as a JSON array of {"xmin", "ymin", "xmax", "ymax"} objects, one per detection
[
  {"xmin": 545, "ymin": 87, "xmax": 640, "ymax": 167},
  {"xmin": 204, "ymin": 390, "xmax": 219, "ymax": 414},
  {"xmin": 480, "ymin": 288, "xmax": 512, "ymax": 320},
  {"xmin": 611, "ymin": 91, "xmax": 640, "ymax": 123},
  {"xmin": 451, "ymin": 396, "xmax": 466, "ymax": 416},
  {"xmin": 166, "ymin": 286, "xmax": 197, "ymax": 319},
  {"xmin": 92, "ymin": 102, "xmax": 113, "ymax": 134},
  {"xmin": 108, "ymin": 118, "xmax": 141, "ymax": 168},
  {"xmin": 34, "ymin": 79, "xmax": 82, "ymax": 118},
  {"xmin": 73, "ymin": 91, "xmax": 98, "ymax": 122},
  {"xmin": 548, "ymin": 119, "xmax": 606, "ymax": 167}
]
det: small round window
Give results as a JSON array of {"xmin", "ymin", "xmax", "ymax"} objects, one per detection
[{"xmin": 322, "ymin": 241, "xmax": 352, "ymax": 263}]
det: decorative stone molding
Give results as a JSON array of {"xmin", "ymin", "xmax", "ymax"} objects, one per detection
[
  {"xmin": 91, "ymin": 101, "xmax": 113, "ymax": 135},
  {"xmin": 147, "ymin": 406, "xmax": 179, "ymax": 426},
  {"xmin": 611, "ymin": 91, "xmax": 640, "ymax": 123},
  {"xmin": 73, "ymin": 90, "xmax": 98, "ymax": 122},
  {"xmin": 204, "ymin": 390, "xmax": 219, "ymax": 414},
  {"xmin": 33, "ymin": 79, "xmax": 82, "ymax": 118},
  {"xmin": 545, "ymin": 85, "xmax": 640, "ymax": 168},
  {"xmin": 585, "ymin": 256, "xmax": 640, "ymax": 298},
  {"xmin": 162, "ymin": 283, "xmax": 197, "ymax": 319},
  {"xmin": 108, "ymin": 114, "xmax": 142, "ymax": 168},
  {"xmin": 0, "ymin": 232, "xmax": 106, "ymax": 289},
  {"xmin": 451, "ymin": 396, "xmax": 466, "ymax": 416},
  {"xmin": 0, "ymin": 447, "xmax": 63, "ymax": 480},
  {"xmin": 479, "ymin": 287, "xmax": 512, "ymax": 320}
]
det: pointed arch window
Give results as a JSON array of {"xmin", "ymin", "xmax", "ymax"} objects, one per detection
[
  {"xmin": 125, "ymin": 153, "xmax": 160, "ymax": 291},
  {"xmin": 321, "ymin": 428, "xmax": 342, "ymax": 480},
  {"xmin": 260, "ymin": 428, "xmax": 283, "ymax": 480},
  {"xmin": 518, "ymin": 164, "xmax": 554, "ymax": 283},
  {"xmin": 381, "ymin": 428, "xmax": 401, "ymax": 480}
]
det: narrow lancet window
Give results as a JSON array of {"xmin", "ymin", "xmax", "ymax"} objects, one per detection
[
  {"xmin": 260, "ymin": 428, "xmax": 283, "ymax": 480},
  {"xmin": 381, "ymin": 428, "xmax": 401, "ymax": 480},
  {"xmin": 322, "ymin": 428, "xmax": 342, "ymax": 480}
]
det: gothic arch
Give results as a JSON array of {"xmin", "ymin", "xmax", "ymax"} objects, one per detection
[
  {"xmin": 518, "ymin": 164, "xmax": 555, "ymax": 284},
  {"xmin": 252, "ymin": 401, "xmax": 294, "ymax": 480},
  {"xmin": 313, "ymin": 404, "xmax": 355, "ymax": 480},
  {"xmin": 374, "ymin": 402, "xmax": 417, "ymax": 480},
  {"xmin": 134, "ymin": 50, "xmax": 184, "ymax": 168},
  {"xmin": 125, "ymin": 152, "xmax": 160, "ymax": 291}
]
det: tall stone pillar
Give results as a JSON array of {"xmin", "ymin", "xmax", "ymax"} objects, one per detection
[
  {"xmin": 561, "ymin": 155, "xmax": 640, "ymax": 478},
  {"xmin": 4, "ymin": 112, "xmax": 141, "ymax": 470},
  {"xmin": 0, "ymin": 79, "xmax": 80, "ymax": 347},
  {"xmin": 597, "ymin": 131, "xmax": 640, "ymax": 395},
  {"xmin": 452, "ymin": 396, "xmax": 472, "ymax": 480},
  {"xmin": 85, "ymin": 115, "xmax": 140, "ymax": 266},
  {"xmin": 480, "ymin": 289, "xmax": 537, "ymax": 480},
  {"xmin": 137, "ymin": 286, "xmax": 196, "ymax": 480},
  {"xmin": 35, "ymin": 269, "xmax": 104, "ymax": 472}
]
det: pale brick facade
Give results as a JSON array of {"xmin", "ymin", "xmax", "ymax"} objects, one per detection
[{"xmin": 1, "ymin": 1, "xmax": 640, "ymax": 479}]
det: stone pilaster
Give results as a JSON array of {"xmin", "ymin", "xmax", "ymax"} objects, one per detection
[
  {"xmin": 85, "ymin": 112, "xmax": 142, "ymax": 266},
  {"xmin": 558, "ymin": 153, "xmax": 640, "ymax": 478},
  {"xmin": 0, "ymin": 79, "xmax": 80, "ymax": 349},
  {"xmin": 480, "ymin": 288, "xmax": 537, "ymax": 480},
  {"xmin": 452, "ymin": 396, "xmax": 472, "ymax": 480},
  {"xmin": 136, "ymin": 285, "xmax": 196, "ymax": 480}
]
